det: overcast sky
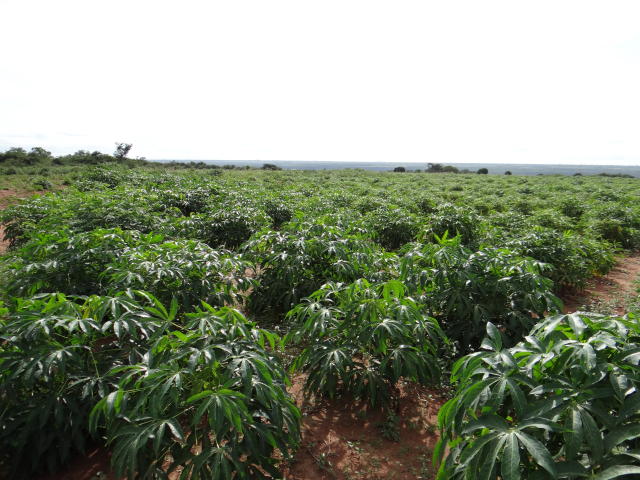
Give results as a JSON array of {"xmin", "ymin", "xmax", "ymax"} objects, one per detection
[{"xmin": 1, "ymin": 1, "xmax": 640, "ymax": 165}]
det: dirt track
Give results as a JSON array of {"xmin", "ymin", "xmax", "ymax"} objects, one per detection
[{"xmin": 562, "ymin": 253, "xmax": 640, "ymax": 315}]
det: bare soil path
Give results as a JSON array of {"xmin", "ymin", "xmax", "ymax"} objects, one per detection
[
  {"xmin": 281, "ymin": 378, "xmax": 445, "ymax": 480},
  {"xmin": 561, "ymin": 252, "xmax": 640, "ymax": 315}
]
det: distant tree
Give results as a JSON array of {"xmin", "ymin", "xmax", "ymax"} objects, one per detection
[
  {"xmin": 393, "ymin": 166, "xmax": 406, "ymax": 172},
  {"xmin": 426, "ymin": 163, "xmax": 444, "ymax": 173},
  {"xmin": 477, "ymin": 168, "xmax": 489, "ymax": 174},
  {"xmin": 442, "ymin": 165, "xmax": 460, "ymax": 173},
  {"xmin": 114, "ymin": 143, "xmax": 132, "ymax": 160},
  {"xmin": 4, "ymin": 147, "xmax": 27, "ymax": 157},
  {"xmin": 0, "ymin": 147, "xmax": 28, "ymax": 164},
  {"xmin": 0, "ymin": 147, "xmax": 50, "ymax": 166},
  {"xmin": 504, "ymin": 170, "xmax": 512, "ymax": 175},
  {"xmin": 262, "ymin": 163, "xmax": 281, "ymax": 171},
  {"xmin": 29, "ymin": 147, "xmax": 52, "ymax": 159}
]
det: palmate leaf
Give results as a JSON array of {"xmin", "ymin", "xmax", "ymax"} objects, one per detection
[
  {"xmin": 91, "ymin": 305, "xmax": 300, "ymax": 479},
  {"xmin": 437, "ymin": 313, "xmax": 640, "ymax": 479},
  {"xmin": 288, "ymin": 278, "xmax": 444, "ymax": 406}
]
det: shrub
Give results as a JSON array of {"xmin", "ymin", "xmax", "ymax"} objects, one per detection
[
  {"xmin": 587, "ymin": 204, "xmax": 640, "ymax": 248},
  {"xmin": 2, "ymin": 228, "xmax": 146, "ymax": 296},
  {"xmin": 33, "ymin": 178, "xmax": 52, "ymax": 190},
  {"xmin": 415, "ymin": 196, "xmax": 439, "ymax": 214},
  {"xmin": 3, "ymin": 229, "xmax": 248, "ymax": 312},
  {"xmin": 180, "ymin": 206, "xmax": 269, "ymax": 249},
  {"xmin": 104, "ymin": 239, "xmax": 249, "ymax": 311},
  {"xmin": 505, "ymin": 228, "xmax": 615, "ymax": 289},
  {"xmin": 83, "ymin": 167, "xmax": 126, "ymax": 188},
  {"xmin": 559, "ymin": 199, "xmax": 584, "ymax": 219},
  {"xmin": 436, "ymin": 313, "xmax": 640, "ymax": 479},
  {"xmin": 263, "ymin": 198, "xmax": 293, "ymax": 228},
  {"xmin": 158, "ymin": 186, "xmax": 216, "ymax": 216},
  {"xmin": 528, "ymin": 209, "xmax": 574, "ymax": 231},
  {"xmin": 590, "ymin": 218, "xmax": 640, "ymax": 249},
  {"xmin": 244, "ymin": 223, "xmax": 396, "ymax": 314}
]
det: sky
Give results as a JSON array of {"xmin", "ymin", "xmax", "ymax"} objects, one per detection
[{"xmin": 1, "ymin": 1, "xmax": 640, "ymax": 165}]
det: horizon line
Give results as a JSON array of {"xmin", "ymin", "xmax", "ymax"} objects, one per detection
[{"xmin": 149, "ymin": 159, "xmax": 640, "ymax": 167}]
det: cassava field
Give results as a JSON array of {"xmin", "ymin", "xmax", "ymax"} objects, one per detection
[{"xmin": 1, "ymin": 163, "xmax": 639, "ymax": 479}]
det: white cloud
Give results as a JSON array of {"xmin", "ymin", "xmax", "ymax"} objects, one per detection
[{"xmin": 1, "ymin": 0, "xmax": 639, "ymax": 164}]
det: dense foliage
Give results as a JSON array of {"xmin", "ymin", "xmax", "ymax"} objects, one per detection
[
  {"xmin": 436, "ymin": 314, "xmax": 640, "ymax": 479},
  {"xmin": 0, "ymin": 292, "xmax": 168, "ymax": 477},
  {"xmin": 288, "ymin": 279, "xmax": 446, "ymax": 406},
  {"xmin": 1, "ymin": 164, "xmax": 639, "ymax": 478},
  {"xmin": 400, "ymin": 237, "xmax": 562, "ymax": 352}
]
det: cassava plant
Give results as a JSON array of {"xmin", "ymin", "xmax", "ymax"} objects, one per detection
[
  {"xmin": 435, "ymin": 313, "xmax": 640, "ymax": 479},
  {"xmin": 244, "ymin": 222, "xmax": 397, "ymax": 314},
  {"xmin": 400, "ymin": 235, "xmax": 562, "ymax": 352},
  {"xmin": 91, "ymin": 305, "xmax": 300, "ymax": 479},
  {"xmin": 0, "ymin": 291, "xmax": 171, "ymax": 478},
  {"xmin": 103, "ymin": 239, "xmax": 251, "ymax": 312},
  {"xmin": 287, "ymin": 279, "xmax": 447, "ymax": 407}
]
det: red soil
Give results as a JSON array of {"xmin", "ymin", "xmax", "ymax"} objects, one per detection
[
  {"xmin": 561, "ymin": 253, "xmax": 640, "ymax": 315},
  {"xmin": 281, "ymin": 377, "xmax": 445, "ymax": 480}
]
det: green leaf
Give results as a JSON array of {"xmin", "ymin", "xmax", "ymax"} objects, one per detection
[
  {"xmin": 462, "ymin": 415, "xmax": 509, "ymax": 434},
  {"xmin": 592, "ymin": 466, "xmax": 640, "ymax": 480},
  {"xmin": 604, "ymin": 424, "xmax": 640, "ymax": 452},
  {"xmin": 485, "ymin": 322, "xmax": 503, "ymax": 351},
  {"xmin": 478, "ymin": 436, "xmax": 506, "ymax": 480},
  {"xmin": 501, "ymin": 432, "xmax": 520, "ymax": 480},
  {"xmin": 580, "ymin": 408, "xmax": 603, "ymax": 462},
  {"xmin": 565, "ymin": 407, "xmax": 583, "ymax": 460},
  {"xmin": 186, "ymin": 390, "xmax": 214, "ymax": 403},
  {"xmin": 515, "ymin": 431, "xmax": 557, "ymax": 477}
]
